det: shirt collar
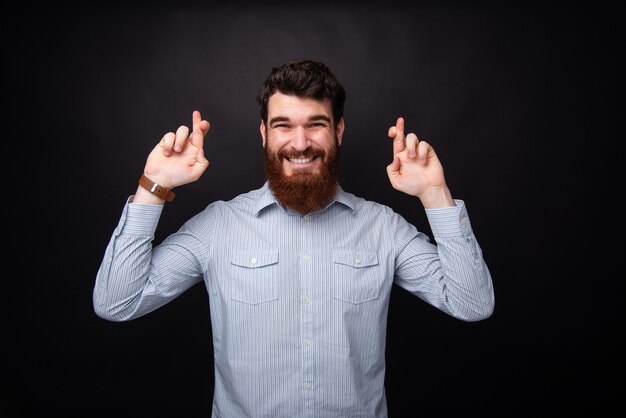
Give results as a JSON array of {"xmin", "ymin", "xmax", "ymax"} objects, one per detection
[{"xmin": 255, "ymin": 181, "xmax": 356, "ymax": 216}]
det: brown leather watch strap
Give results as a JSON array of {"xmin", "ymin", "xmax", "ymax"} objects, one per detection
[{"xmin": 138, "ymin": 174, "xmax": 176, "ymax": 202}]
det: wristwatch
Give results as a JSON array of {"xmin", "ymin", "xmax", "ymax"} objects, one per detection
[{"xmin": 138, "ymin": 174, "xmax": 176, "ymax": 202}]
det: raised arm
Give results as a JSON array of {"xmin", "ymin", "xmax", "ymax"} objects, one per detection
[{"xmin": 93, "ymin": 111, "xmax": 212, "ymax": 321}]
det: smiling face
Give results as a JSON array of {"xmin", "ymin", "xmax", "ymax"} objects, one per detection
[
  {"xmin": 260, "ymin": 92, "xmax": 345, "ymax": 213},
  {"xmin": 260, "ymin": 92, "xmax": 344, "ymax": 174}
]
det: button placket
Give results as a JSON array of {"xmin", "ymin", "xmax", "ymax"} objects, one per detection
[{"xmin": 300, "ymin": 213, "xmax": 315, "ymax": 405}]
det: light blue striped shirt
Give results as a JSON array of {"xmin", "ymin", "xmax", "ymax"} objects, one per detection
[{"xmin": 93, "ymin": 181, "xmax": 494, "ymax": 418}]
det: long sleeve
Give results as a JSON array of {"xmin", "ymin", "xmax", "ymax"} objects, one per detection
[
  {"xmin": 392, "ymin": 199, "xmax": 495, "ymax": 321},
  {"xmin": 93, "ymin": 197, "xmax": 210, "ymax": 321}
]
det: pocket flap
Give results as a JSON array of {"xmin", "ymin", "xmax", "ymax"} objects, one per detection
[
  {"xmin": 332, "ymin": 250, "xmax": 378, "ymax": 268},
  {"xmin": 230, "ymin": 250, "xmax": 279, "ymax": 268}
]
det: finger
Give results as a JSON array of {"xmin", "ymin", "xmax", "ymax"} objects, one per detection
[
  {"xmin": 174, "ymin": 125, "xmax": 190, "ymax": 152},
  {"xmin": 191, "ymin": 110, "xmax": 210, "ymax": 148},
  {"xmin": 406, "ymin": 133, "xmax": 418, "ymax": 159},
  {"xmin": 192, "ymin": 110, "xmax": 202, "ymax": 133},
  {"xmin": 388, "ymin": 126, "xmax": 396, "ymax": 139},
  {"xmin": 392, "ymin": 117, "xmax": 405, "ymax": 156},
  {"xmin": 417, "ymin": 140, "xmax": 431, "ymax": 164},
  {"xmin": 160, "ymin": 132, "xmax": 176, "ymax": 156}
]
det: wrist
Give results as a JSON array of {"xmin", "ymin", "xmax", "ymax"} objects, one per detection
[
  {"xmin": 419, "ymin": 185, "xmax": 454, "ymax": 208},
  {"xmin": 138, "ymin": 174, "xmax": 176, "ymax": 202}
]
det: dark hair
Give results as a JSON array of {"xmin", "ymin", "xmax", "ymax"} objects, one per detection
[{"xmin": 257, "ymin": 59, "xmax": 346, "ymax": 125}]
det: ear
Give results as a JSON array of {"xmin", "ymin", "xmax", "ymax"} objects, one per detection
[
  {"xmin": 259, "ymin": 120, "xmax": 267, "ymax": 148},
  {"xmin": 336, "ymin": 117, "xmax": 345, "ymax": 146}
]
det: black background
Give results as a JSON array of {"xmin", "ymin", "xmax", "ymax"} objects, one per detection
[{"xmin": 7, "ymin": 1, "xmax": 621, "ymax": 417}]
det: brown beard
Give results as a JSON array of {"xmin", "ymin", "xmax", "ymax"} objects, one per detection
[{"xmin": 264, "ymin": 140, "xmax": 341, "ymax": 214}]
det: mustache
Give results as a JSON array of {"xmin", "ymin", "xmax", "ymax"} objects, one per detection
[{"xmin": 278, "ymin": 147, "xmax": 326, "ymax": 160}]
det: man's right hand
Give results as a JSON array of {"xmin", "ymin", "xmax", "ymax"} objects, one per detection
[
  {"xmin": 133, "ymin": 110, "xmax": 210, "ymax": 204},
  {"xmin": 144, "ymin": 109, "xmax": 210, "ymax": 186}
]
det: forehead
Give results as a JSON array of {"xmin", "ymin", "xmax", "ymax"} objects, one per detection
[{"xmin": 267, "ymin": 92, "xmax": 332, "ymax": 118}]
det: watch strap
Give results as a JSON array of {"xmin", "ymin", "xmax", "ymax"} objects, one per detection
[{"xmin": 138, "ymin": 174, "xmax": 176, "ymax": 202}]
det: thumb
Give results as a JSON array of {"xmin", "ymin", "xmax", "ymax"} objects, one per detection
[
  {"xmin": 196, "ymin": 147, "xmax": 209, "ymax": 166},
  {"xmin": 386, "ymin": 156, "xmax": 400, "ymax": 176}
]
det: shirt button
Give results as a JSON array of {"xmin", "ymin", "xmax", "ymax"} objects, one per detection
[
  {"xmin": 304, "ymin": 383, "xmax": 312, "ymax": 390},
  {"xmin": 302, "ymin": 296, "xmax": 311, "ymax": 304},
  {"xmin": 355, "ymin": 258, "xmax": 361, "ymax": 265},
  {"xmin": 303, "ymin": 254, "xmax": 310, "ymax": 261},
  {"xmin": 250, "ymin": 257, "xmax": 258, "ymax": 265},
  {"xmin": 303, "ymin": 339, "xmax": 311, "ymax": 347},
  {"xmin": 474, "ymin": 258, "xmax": 481, "ymax": 264},
  {"xmin": 303, "ymin": 214, "xmax": 310, "ymax": 221},
  {"xmin": 460, "ymin": 217, "xmax": 468, "ymax": 224}
]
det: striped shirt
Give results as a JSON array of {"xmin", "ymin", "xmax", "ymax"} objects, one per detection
[{"xmin": 93, "ymin": 181, "xmax": 494, "ymax": 418}]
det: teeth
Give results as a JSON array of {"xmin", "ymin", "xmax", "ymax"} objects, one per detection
[{"xmin": 289, "ymin": 157, "xmax": 313, "ymax": 164}]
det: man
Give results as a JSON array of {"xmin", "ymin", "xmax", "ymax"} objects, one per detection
[{"xmin": 93, "ymin": 59, "xmax": 494, "ymax": 417}]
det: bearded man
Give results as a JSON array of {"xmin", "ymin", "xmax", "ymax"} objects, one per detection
[{"xmin": 93, "ymin": 59, "xmax": 495, "ymax": 418}]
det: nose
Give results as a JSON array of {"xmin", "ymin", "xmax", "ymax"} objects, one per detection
[{"xmin": 291, "ymin": 126, "xmax": 309, "ymax": 151}]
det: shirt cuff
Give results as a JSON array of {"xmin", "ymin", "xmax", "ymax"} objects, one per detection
[
  {"xmin": 424, "ymin": 199, "xmax": 473, "ymax": 239},
  {"xmin": 117, "ymin": 195, "xmax": 164, "ymax": 236}
]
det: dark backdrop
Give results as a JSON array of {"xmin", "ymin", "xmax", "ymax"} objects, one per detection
[{"xmin": 7, "ymin": 2, "xmax": 621, "ymax": 417}]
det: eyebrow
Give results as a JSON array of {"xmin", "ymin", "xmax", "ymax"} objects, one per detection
[{"xmin": 269, "ymin": 114, "xmax": 332, "ymax": 127}]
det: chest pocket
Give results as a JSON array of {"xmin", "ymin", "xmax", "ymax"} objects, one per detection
[
  {"xmin": 229, "ymin": 250, "xmax": 279, "ymax": 305},
  {"xmin": 332, "ymin": 249, "xmax": 382, "ymax": 304}
]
